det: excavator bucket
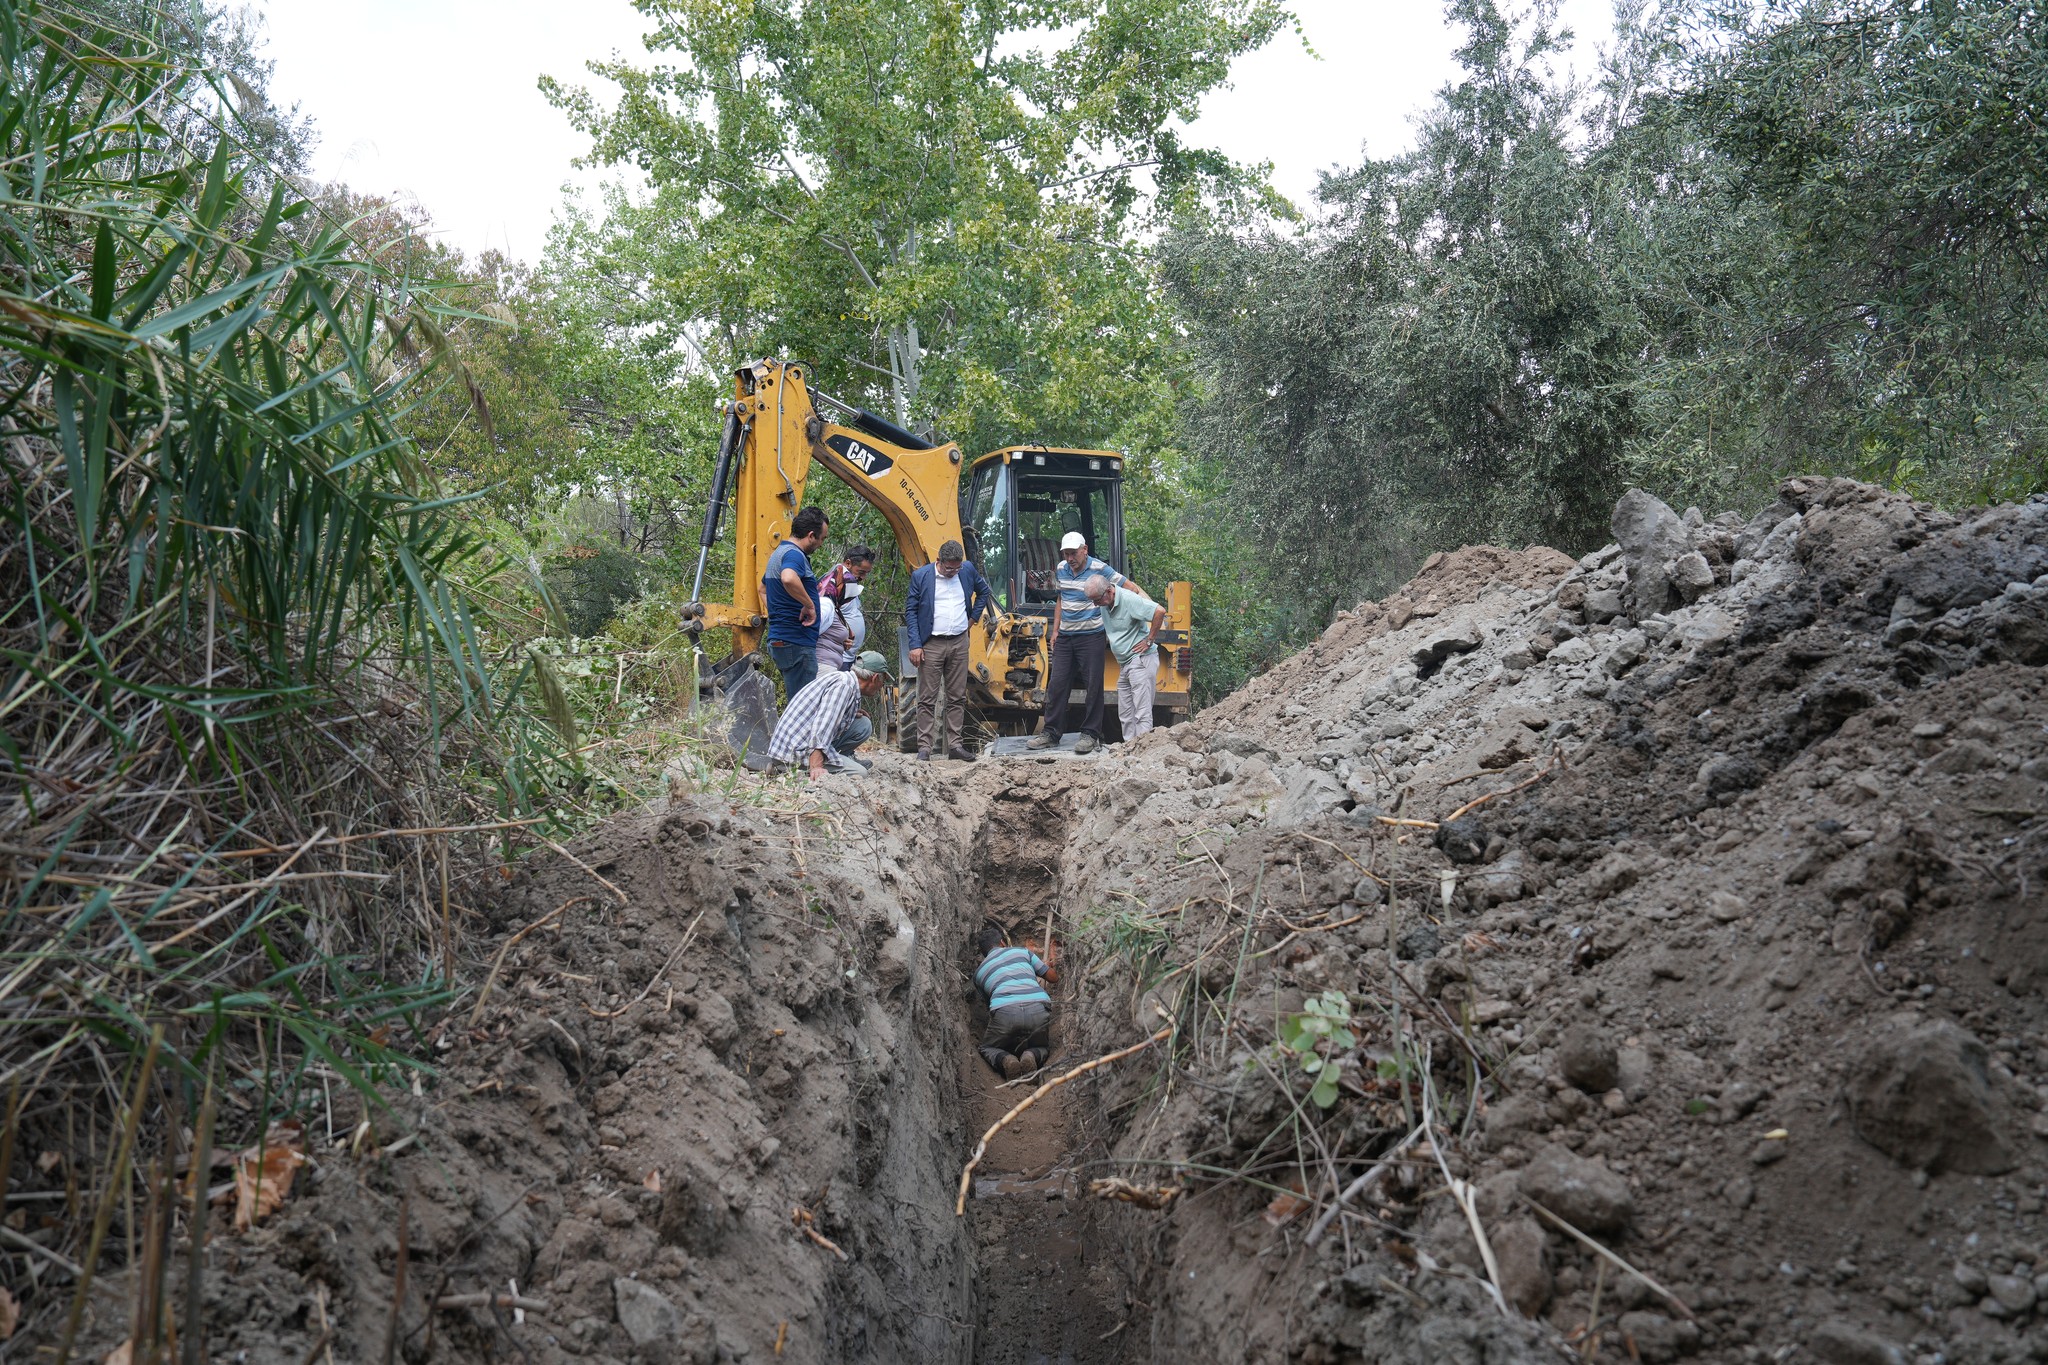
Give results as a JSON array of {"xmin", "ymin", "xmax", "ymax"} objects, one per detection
[{"xmin": 696, "ymin": 652, "xmax": 780, "ymax": 770}]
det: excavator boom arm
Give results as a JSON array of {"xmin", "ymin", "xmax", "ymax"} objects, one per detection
[{"xmin": 687, "ymin": 360, "xmax": 965, "ymax": 653}]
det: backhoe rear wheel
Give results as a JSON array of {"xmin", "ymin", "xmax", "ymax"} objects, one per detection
[{"xmin": 895, "ymin": 680, "xmax": 921, "ymax": 752}]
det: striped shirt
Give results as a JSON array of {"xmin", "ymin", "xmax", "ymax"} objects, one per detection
[
  {"xmin": 974, "ymin": 946, "xmax": 1051, "ymax": 1010},
  {"xmin": 1055, "ymin": 555, "xmax": 1125, "ymax": 634},
  {"xmin": 767, "ymin": 669, "xmax": 862, "ymax": 764}
]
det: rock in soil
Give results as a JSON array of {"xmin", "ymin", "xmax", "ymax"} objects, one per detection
[
  {"xmin": 1809, "ymin": 1320, "xmax": 1910, "ymax": 1365},
  {"xmin": 1616, "ymin": 1310, "xmax": 1700, "ymax": 1363},
  {"xmin": 1518, "ymin": 1144, "xmax": 1635, "ymax": 1235},
  {"xmin": 1846, "ymin": 1018, "xmax": 2018, "ymax": 1174}
]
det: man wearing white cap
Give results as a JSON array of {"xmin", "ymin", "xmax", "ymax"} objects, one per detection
[{"xmin": 1027, "ymin": 532, "xmax": 1144, "ymax": 754}]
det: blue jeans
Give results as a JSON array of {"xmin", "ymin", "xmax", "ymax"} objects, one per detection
[
  {"xmin": 833, "ymin": 714, "xmax": 873, "ymax": 755},
  {"xmin": 768, "ymin": 640, "xmax": 817, "ymax": 705}
]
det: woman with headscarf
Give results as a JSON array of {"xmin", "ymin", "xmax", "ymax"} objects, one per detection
[
  {"xmin": 816, "ymin": 581, "xmax": 866, "ymax": 672},
  {"xmin": 817, "ymin": 544, "xmax": 876, "ymax": 608}
]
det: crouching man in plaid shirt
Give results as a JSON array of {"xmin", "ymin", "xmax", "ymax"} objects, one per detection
[{"xmin": 766, "ymin": 650, "xmax": 890, "ymax": 780}]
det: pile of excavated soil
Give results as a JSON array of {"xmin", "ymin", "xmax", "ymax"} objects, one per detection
[
  {"xmin": 1047, "ymin": 477, "xmax": 2048, "ymax": 1365},
  {"xmin": 23, "ymin": 477, "xmax": 2048, "ymax": 1365}
]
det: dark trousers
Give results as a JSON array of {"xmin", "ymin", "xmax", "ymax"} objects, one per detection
[
  {"xmin": 978, "ymin": 1001, "xmax": 1051, "ymax": 1072},
  {"xmin": 768, "ymin": 640, "xmax": 817, "ymax": 707},
  {"xmin": 1039, "ymin": 630, "xmax": 1106, "ymax": 740},
  {"xmin": 915, "ymin": 632, "xmax": 970, "ymax": 753}
]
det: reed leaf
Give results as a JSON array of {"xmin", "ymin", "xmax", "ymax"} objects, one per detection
[{"xmin": 0, "ymin": 0, "xmax": 581, "ymax": 1302}]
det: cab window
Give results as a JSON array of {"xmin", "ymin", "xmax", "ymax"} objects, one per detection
[
  {"xmin": 965, "ymin": 461, "xmax": 1012, "ymax": 608},
  {"xmin": 1016, "ymin": 478, "xmax": 1116, "ymax": 605}
]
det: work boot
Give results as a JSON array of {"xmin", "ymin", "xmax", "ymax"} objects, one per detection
[
  {"xmin": 1023, "ymin": 1048, "xmax": 1048, "ymax": 1072},
  {"xmin": 1073, "ymin": 734, "xmax": 1099, "ymax": 755},
  {"xmin": 999, "ymin": 1053, "xmax": 1028, "ymax": 1081},
  {"xmin": 948, "ymin": 745, "xmax": 976, "ymax": 762},
  {"xmin": 1025, "ymin": 732, "xmax": 1055, "ymax": 750},
  {"xmin": 917, "ymin": 747, "xmax": 932, "ymax": 761}
]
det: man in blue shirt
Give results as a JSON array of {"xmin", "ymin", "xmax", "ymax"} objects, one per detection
[
  {"xmin": 1026, "ymin": 532, "xmax": 1145, "ymax": 754},
  {"xmin": 972, "ymin": 927, "xmax": 1052, "ymax": 1079},
  {"xmin": 904, "ymin": 539, "xmax": 996, "ymax": 762},
  {"xmin": 762, "ymin": 506, "xmax": 828, "ymax": 702}
]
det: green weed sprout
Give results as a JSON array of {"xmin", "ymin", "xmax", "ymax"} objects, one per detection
[{"xmin": 1279, "ymin": 990, "xmax": 1356, "ymax": 1109}]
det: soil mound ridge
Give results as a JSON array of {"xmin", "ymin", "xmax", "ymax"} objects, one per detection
[{"xmin": 1051, "ymin": 478, "xmax": 2048, "ymax": 1365}]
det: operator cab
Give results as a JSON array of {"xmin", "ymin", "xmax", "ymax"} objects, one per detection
[{"xmin": 962, "ymin": 447, "xmax": 1127, "ymax": 613}]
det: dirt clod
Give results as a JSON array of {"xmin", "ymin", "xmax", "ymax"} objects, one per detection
[
  {"xmin": 1559, "ymin": 1022, "xmax": 1620, "ymax": 1093},
  {"xmin": 1846, "ymin": 1018, "xmax": 2017, "ymax": 1174},
  {"xmin": 1519, "ymin": 1144, "xmax": 1635, "ymax": 1235},
  {"xmin": 1809, "ymin": 1319, "xmax": 1910, "ymax": 1365}
]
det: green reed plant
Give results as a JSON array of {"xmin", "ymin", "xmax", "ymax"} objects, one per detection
[{"xmin": 0, "ymin": 0, "xmax": 576, "ymax": 1292}]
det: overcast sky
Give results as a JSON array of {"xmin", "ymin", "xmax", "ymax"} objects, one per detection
[{"xmin": 259, "ymin": 0, "xmax": 1616, "ymax": 265}]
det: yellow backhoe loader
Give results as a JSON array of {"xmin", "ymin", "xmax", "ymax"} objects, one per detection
[{"xmin": 680, "ymin": 359, "xmax": 1192, "ymax": 757}]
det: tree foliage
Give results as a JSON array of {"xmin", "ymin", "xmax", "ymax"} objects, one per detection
[
  {"xmin": 1166, "ymin": 0, "xmax": 2048, "ymax": 616},
  {"xmin": 1165, "ymin": 0, "xmax": 1634, "ymax": 612},
  {"xmin": 0, "ymin": 0, "xmax": 593, "ymax": 1216},
  {"xmin": 1625, "ymin": 0, "xmax": 2048, "ymax": 502},
  {"xmin": 542, "ymin": 0, "xmax": 1285, "ymax": 453},
  {"xmin": 534, "ymin": 0, "xmax": 1298, "ymax": 691}
]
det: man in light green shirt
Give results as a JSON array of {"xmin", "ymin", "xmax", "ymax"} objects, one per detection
[{"xmin": 1084, "ymin": 576, "xmax": 1167, "ymax": 741}]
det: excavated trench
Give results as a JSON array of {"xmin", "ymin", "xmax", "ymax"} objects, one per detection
[
  {"xmin": 39, "ymin": 761, "xmax": 1140, "ymax": 1365},
  {"xmin": 949, "ymin": 778, "xmax": 1129, "ymax": 1365},
  {"xmin": 50, "ymin": 479, "xmax": 2048, "ymax": 1365}
]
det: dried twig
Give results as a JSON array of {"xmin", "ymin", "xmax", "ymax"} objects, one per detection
[
  {"xmin": 1443, "ymin": 753, "xmax": 1564, "ymax": 824},
  {"xmin": 1370, "ymin": 753, "xmax": 1565, "ymax": 835},
  {"xmin": 181, "ymin": 1064, "xmax": 216, "ymax": 1365},
  {"xmin": 956, "ymin": 1021, "xmax": 1174, "ymax": 1215},
  {"xmin": 1304, "ymin": 1124, "xmax": 1425, "ymax": 1246},
  {"xmin": 157, "ymin": 826, "xmax": 329, "ymax": 948},
  {"xmin": 0, "ymin": 1222, "xmax": 83, "ymax": 1276},
  {"xmin": 1525, "ymin": 1198, "xmax": 1695, "ymax": 1321},
  {"xmin": 435, "ymin": 1292, "xmax": 550, "ymax": 1312},
  {"xmin": 585, "ymin": 909, "xmax": 706, "ymax": 1019},
  {"xmin": 213, "ymin": 818, "xmax": 545, "ymax": 858},
  {"xmin": 470, "ymin": 896, "xmax": 595, "ymax": 1025},
  {"xmin": 297, "ymin": 1328, "xmax": 335, "ymax": 1365},
  {"xmin": 1442, "ymin": 760, "xmax": 1526, "ymax": 787},
  {"xmin": 1420, "ymin": 1062, "xmax": 1510, "ymax": 1318},
  {"xmin": 56, "ymin": 1024, "xmax": 163, "ymax": 1364}
]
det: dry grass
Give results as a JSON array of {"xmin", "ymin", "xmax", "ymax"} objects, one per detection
[{"xmin": 0, "ymin": 5, "xmax": 597, "ymax": 1339}]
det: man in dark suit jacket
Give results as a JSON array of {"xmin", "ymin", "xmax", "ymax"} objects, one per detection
[{"xmin": 905, "ymin": 539, "xmax": 995, "ymax": 761}]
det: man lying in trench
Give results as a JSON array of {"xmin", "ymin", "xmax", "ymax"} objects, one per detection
[{"xmin": 973, "ymin": 927, "xmax": 1053, "ymax": 1080}]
